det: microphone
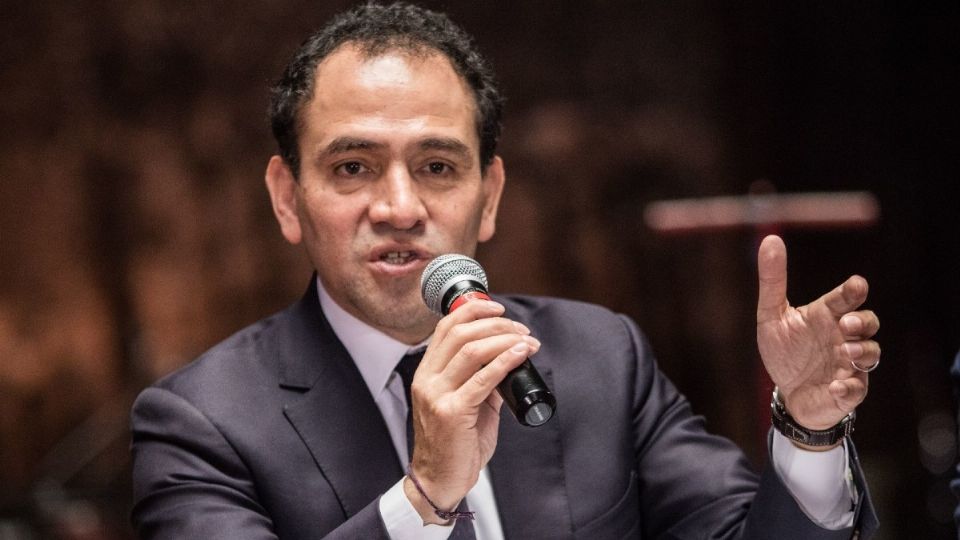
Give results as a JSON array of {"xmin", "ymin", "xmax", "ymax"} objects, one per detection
[{"xmin": 421, "ymin": 254, "xmax": 556, "ymax": 427}]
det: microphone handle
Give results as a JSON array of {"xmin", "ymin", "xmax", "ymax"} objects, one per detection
[
  {"xmin": 441, "ymin": 283, "xmax": 556, "ymax": 427},
  {"xmin": 497, "ymin": 358, "xmax": 557, "ymax": 427}
]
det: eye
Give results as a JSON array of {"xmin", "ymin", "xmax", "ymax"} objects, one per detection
[
  {"xmin": 335, "ymin": 161, "xmax": 369, "ymax": 176},
  {"xmin": 426, "ymin": 162, "xmax": 450, "ymax": 175}
]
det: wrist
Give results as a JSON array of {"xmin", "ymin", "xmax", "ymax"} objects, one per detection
[
  {"xmin": 404, "ymin": 466, "xmax": 474, "ymax": 525},
  {"xmin": 771, "ymin": 387, "xmax": 855, "ymax": 448},
  {"xmin": 403, "ymin": 475, "xmax": 451, "ymax": 525}
]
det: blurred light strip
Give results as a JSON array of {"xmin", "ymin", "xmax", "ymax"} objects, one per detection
[{"xmin": 644, "ymin": 191, "xmax": 880, "ymax": 234}]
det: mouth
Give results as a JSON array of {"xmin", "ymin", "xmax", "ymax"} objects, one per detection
[
  {"xmin": 369, "ymin": 247, "xmax": 432, "ymax": 276},
  {"xmin": 379, "ymin": 250, "xmax": 419, "ymax": 265}
]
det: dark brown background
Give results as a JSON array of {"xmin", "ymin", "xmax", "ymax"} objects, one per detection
[{"xmin": 1, "ymin": 1, "xmax": 958, "ymax": 539}]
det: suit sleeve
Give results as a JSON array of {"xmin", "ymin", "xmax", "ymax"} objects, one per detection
[
  {"xmin": 949, "ymin": 349, "xmax": 960, "ymax": 532},
  {"xmin": 619, "ymin": 314, "xmax": 878, "ymax": 539},
  {"xmin": 130, "ymin": 387, "xmax": 391, "ymax": 540}
]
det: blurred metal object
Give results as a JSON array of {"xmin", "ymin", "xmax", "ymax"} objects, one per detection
[
  {"xmin": 10, "ymin": 396, "xmax": 135, "ymax": 539},
  {"xmin": 34, "ymin": 398, "xmax": 129, "ymax": 488},
  {"xmin": 644, "ymin": 191, "xmax": 880, "ymax": 234}
]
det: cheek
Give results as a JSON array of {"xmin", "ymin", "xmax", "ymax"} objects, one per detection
[
  {"xmin": 308, "ymin": 215, "xmax": 355, "ymax": 249},
  {"xmin": 438, "ymin": 198, "xmax": 486, "ymax": 242},
  {"xmin": 300, "ymin": 210, "xmax": 359, "ymax": 282},
  {"xmin": 298, "ymin": 194, "xmax": 363, "ymax": 248}
]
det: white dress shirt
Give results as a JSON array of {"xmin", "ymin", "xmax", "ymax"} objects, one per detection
[{"xmin": 315, "ymin": 277, "xmax": 853, "ymax": 538}]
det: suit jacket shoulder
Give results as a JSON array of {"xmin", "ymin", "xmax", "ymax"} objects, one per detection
[{"xmin": 131, "ymin": 281, "xmax": 396, "ymax": 539}]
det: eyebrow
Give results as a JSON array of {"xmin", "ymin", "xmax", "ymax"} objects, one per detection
[
  {"xmin": 416, "ymin": 137, "xmax": 474, "ymax": 162},
  {"xmin": 317, "ymin": 136, "xmax": 475, "ymax": 163},
  {"xmin": 320, "ymin": 137, "xmax": 386, "ymax": 157}
]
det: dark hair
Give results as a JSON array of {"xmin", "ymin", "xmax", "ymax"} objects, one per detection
[{"xmin": 269, "ymin": 2, "xmax": 503, "ymax": 178}]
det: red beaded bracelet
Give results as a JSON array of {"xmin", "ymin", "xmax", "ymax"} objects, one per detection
[{"xmin": 407, "ymin": 467, "xmax": 475, "ymax": 521}]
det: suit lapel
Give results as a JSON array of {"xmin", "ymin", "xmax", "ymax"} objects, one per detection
[
  {"xmin": 274, "ymin": 284, "xmax": 574, "ymax": 535},
  {"xmin": 278, "ymin": 278, "xmax": 404, "ymax": 518},
  {"xmin": 489, "ymin": 360, "xmax": 574, "ymax": 540}
]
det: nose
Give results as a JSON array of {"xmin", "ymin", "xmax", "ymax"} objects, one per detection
[{"xmin": 368, "ymin": 164, "xmax": 426, "ymax": 230}]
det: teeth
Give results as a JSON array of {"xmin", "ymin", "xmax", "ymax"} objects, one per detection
[{"xmin": 382, "ymin": 251, "xmax": 413, "ymax": 264}]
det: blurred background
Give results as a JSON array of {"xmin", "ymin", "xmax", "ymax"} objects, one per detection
[{"xmin": 1, "ymin": 1, "xmax": 958, "ymax": 538}]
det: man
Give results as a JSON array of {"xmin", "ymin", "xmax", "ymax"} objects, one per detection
[{"xmin": 130, "ymin": 3, "xmax": 880, "ymax": 539}]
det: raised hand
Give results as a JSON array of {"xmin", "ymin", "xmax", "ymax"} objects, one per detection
[{"xmin": 756, "ymin": 235, "xmax": 880, "ymax": 434}]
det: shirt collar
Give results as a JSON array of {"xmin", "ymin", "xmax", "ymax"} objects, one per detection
[{"xmin": 316, "ymin": 276, "xmax": 428, "ymax": 397}]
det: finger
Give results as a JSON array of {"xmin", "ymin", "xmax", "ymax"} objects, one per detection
[
  {"xmin": 431, "ymin": 300, "xmax": 505, "ymax": 343},
  {"xmin": 458, "ymin": 341, "xmax": 532, "ymax": 406},
  {"xmin": 840, "ymin": 310, "xmax": 879, "ymax": 339},
  {"xmin": 424, "ymin": 316, "xmax": 531, "ymax": 373},
  {"xmin": 475, "ymin": 393, "xmax": 506, "ymax": 452},
  {"xmin": 841, "ymin": 340, "xmax": 880, "ymax": 367},
  {"xmin": 484, "ymin": 389, "xmax": 504, "ymax": 413},
  {"xmin": 821, "ymin": 275, "xmax": 869, "ymax": 319},
  {"xmin": 828, "ymin": 376, "xmax": 868, "ymax": 413},
  {"xmin": 757, "ymin": 235, "xmax": 789, "ymax": 324},
  {"xmin": 442, "ymin": 334, "xmax": 541, "ymax": 386},
  {"xmin": 477, "ymin": 392, "xmax": 504, "ymax": 429}
]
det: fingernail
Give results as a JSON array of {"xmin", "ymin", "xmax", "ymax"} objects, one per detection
[
  {"xmin": 513, "ymin": 322, "xmax": 531, "ymax": 335},
  {"xmin": 841, "ymin": 315, "xmax": 862, "ymax": 332},
  {"xmin": 511, "ymin": 342, "xmax": 529, "ymax": 354},
  {"xmin": 843, "ymin": 342, "xmax": 863, "ymax": 358},
  {"xmin": 524, "ymin": 336, "xmax": 541, "ymax": 348}
]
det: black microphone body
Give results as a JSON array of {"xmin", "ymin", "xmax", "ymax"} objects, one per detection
[{"xmin": 421, "ymin": 254, "xmax": 557, "ymax": 427}]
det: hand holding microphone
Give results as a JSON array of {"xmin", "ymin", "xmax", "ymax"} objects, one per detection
[
  {"xmin": 402, "ymin": 254, "xmax": 556, "ymax": 519},
  {"xmin": 421, "ymin": 254, "xmax": 557, "ymax": 427}
]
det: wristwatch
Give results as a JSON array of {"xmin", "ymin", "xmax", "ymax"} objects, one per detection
[{"xmin": 770, "ymin": 387, "xmax": 855, "ymax": 447}]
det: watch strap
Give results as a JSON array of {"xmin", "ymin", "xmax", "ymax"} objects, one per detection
[{"xmin": 770, "ymin": 387, "xmax": 855, "ymax": 447}]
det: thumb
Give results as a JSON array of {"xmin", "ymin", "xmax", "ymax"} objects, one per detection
[{"xmin": 757, "ymin": 235, "xmax": 788, "ymax": 323}]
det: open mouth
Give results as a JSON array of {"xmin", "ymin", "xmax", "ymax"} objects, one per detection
[{"xmin": 380, "ymin": 251, "xmax": 418, "ymax": 265}]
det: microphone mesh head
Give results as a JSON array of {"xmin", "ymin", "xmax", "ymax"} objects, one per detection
[{"xmin": 420, "ymin": 254, "xmax": 488, "ymax": 315}]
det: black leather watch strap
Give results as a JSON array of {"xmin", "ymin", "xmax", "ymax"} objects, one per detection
[{"xmin": 770, "ymin": 387, "xmax": 855, "ymax": 447}]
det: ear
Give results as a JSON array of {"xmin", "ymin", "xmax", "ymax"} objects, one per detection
[
  {"xmin": 477, "ymin": 156, "xmax": 506, "ymax": 243},
  {"xmin": 265, "ymin": 155, "xmax": 303, "ymax": 245}
]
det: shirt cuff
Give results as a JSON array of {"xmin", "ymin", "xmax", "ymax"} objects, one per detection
[
  {"xmin": 379, "ymin": 478, "xmax": 456, "ymax": 540},
  {"xmin": 771, "ymin": 430, "xmax": 857, "ymax": 529}
]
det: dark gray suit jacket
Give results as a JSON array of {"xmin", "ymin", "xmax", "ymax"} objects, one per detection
[
  {"xmin": 131, "ymin": 279, "xmax": 878, "ymax": 539},
  {"xmin": 948, "ymin": 350, "xmax": 960, "ymax": 535}
]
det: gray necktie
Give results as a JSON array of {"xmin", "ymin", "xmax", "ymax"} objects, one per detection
[{"xmin": 395, "ymin": 351, "xmax": 476, "ymax": 539}]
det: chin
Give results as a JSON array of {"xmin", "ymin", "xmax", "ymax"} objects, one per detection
[
  {"xmin": 346, "ymin": 286, "xmax": 437, "ymax": 338},
  {"xmin": 374, "ymin": 310, "xmax": 438, "ymax": 343}
]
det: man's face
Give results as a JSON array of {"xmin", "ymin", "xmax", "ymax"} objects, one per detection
[{"xmin": 266, "ymin": 45, "xmax": 504, "ymax": 344}]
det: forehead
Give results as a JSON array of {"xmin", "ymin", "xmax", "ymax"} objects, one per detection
[{"xmin": 299, "ymin": 44, "xmax": 479, "ymax": 143}]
